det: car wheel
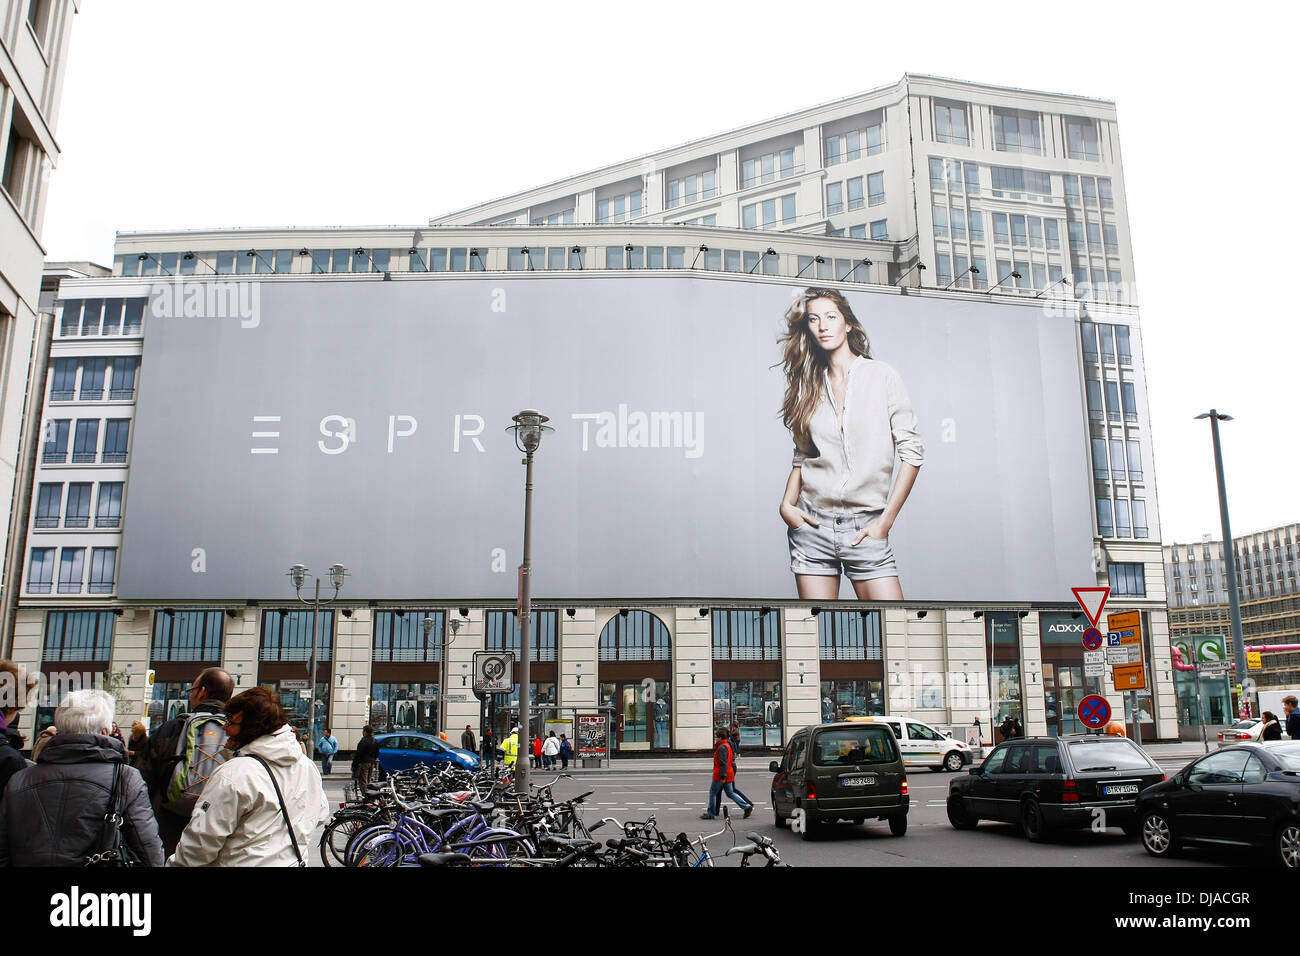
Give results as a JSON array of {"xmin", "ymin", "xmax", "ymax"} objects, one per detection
[
  {"xmin": 888, "ymin": 814, "xmax": 908, "ymax": 837},
  {"xmin": 1019, "ymin": 798, "xmax": 1049, "ymax": 843},
  {"xmin": 1141, "ymin": 811, "xmax": 1180, "ymax": 858},
  {"xmin": 947, "ymin": 796, "xmax": 978, "ymax": 830},
  {"xmin": 944, "ymin": 751, "xmax": 964, "ymax": 772},
  {"xmin": 1278, "ymin": 822, "xmax": 1300, "ymax": 868}
]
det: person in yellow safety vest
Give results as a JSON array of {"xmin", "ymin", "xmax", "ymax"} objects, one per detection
[{"xmin": 499, "ymin": 726, "xmax": 520, "ymax": 767}]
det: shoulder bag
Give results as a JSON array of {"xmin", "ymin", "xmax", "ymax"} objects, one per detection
[
  {"xmin": 245, "ymin": 753, "xmax": 305, "ymax": 867},
  {"xmin": 85, "ymin": 762, "xmax": 144, "ymax": 867}
]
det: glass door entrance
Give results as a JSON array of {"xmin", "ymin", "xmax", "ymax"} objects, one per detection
[
  {"xmin": 600, "ymin": 680, "xmax": 671, "ymax": 750},
  {"xmin": 1043, "ymin": 663, "xmax": 1086, "ymax": 736}
]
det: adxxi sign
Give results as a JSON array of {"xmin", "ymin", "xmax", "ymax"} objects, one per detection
[{"xmin": 118, "ymin": 275, "xmax": 1095, "ymax": 601}]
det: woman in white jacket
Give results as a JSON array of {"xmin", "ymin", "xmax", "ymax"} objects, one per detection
[{"xmin": 168, "ymin": 687, "xmax": 331, "ymax": 867}]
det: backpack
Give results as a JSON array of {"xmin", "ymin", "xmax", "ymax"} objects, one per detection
[{"xmin": 164, "ymin": 711, "xmax": 229, "ymax": 815}]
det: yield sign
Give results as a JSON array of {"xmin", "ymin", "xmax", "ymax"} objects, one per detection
[{"xmin": 1072, "ymin": 587, "xmax": 1111, "ymax": 627}]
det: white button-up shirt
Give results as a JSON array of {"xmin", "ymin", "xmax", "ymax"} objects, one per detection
[{"xmin": 792, "ymin": 356, "xmax": 924, "ymax": 513}]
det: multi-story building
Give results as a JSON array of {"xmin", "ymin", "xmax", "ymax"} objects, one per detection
[
  {"xmin": 10, "ymin": 73, "xmax": 1174, "ymax": 751},
  {"xmin": 1166, "ymin": 523, "xmax": 1300, "ymax": 693},
  {"xmin": 0, "ymin": 0, "xmax": 78, "ymax": 650}
]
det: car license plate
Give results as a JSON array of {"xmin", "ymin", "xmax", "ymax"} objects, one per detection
[
  {"xmin": 842, "ymin": 776, "xmax": 876, "ymax": 787},
  {"xmin": 1102, "ymin": 784, "xmax": 1138, "ymax": 796}
]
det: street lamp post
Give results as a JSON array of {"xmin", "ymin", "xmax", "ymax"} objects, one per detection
[
  {"xmin": 507, "ymin": 409, "xmax": 552, "ymax": 795},
  {"xmin": 289, "ymin": 562, "xmax": 347, "ymax": 760},
  {"xmin": 424, "ymin": 615, "xmax": 462, "ymax": 735},
  {"xmin": 1196, "ymin": 410, "xmax": 1248, "ymax": 713}
]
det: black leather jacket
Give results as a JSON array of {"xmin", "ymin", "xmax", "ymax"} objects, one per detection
[{"xmin": 0, "ymin": 733, "xmax": 164, "ymax": 866}]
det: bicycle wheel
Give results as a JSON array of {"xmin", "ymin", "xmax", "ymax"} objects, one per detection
[
  {"xmin": 352, "ymin": 831, "xmax": 408, "ymax": 868},
  {"xmin": 344, "ymin": 823, "xmax": 396, "ymax": 867},
  {"xmin": 320, "ymin": 815, "xmax": 371, "ymax": 868}
]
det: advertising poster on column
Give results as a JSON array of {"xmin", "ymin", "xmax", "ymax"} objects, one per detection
[
  {"xmin": 578, "ymin": 715, "xmax": 608, "ymax": 759},
  {"xmin": 119, "ymin": 274, "xmax": 1096, "ymax": 602}
]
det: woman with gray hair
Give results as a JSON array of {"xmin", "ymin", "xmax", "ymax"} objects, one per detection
[{"xmin": 0, "ymin": 688, "xmax": 163, "ymax": 866}]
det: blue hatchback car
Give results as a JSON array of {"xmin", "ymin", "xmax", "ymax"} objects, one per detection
[{"xmin": 375, "ymin": 732, "xmax": 481, "ymax": 774}]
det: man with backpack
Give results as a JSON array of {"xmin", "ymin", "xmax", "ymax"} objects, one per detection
[{"xmin": 141, "ymin": 667, "xmax": 233, "ymax": 855}]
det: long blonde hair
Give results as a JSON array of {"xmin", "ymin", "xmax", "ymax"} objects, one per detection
[{"xmin": 778, "ymin": 288, "xmax": 871, "ymax": 452}]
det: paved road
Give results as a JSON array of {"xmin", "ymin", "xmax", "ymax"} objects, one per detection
[{"xmin": 314, "ymin": 753, "xmax": 1253, "ymax": 867}]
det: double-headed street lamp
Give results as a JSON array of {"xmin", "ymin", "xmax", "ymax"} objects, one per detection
[
  {"xmin": 1196, "ymin": 410, "xmax": 1247, "ymax": 711},
  {"xmin": 288, "ymin": 562, "xmax": 347, "ymax": 759},
  {"xmin": 507, "ymin": 409, "xmax": 552, "ymax": 795},
  {"xmin": 423, "ymin": 614, "xmax": 463, "ymax": 735}
]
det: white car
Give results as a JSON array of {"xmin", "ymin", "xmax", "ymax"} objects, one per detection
[
  {"xmin": 1216, "ymin": 718, "xmax": 1263, "ymax": 747},
  {"xmin": 845, "ymin": 715, "xmax": 973, "ymax": 771}
]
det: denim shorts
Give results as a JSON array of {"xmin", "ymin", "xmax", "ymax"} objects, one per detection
[{"xmin": 787, "ymin": 500, "xmax": 898, "ymax": 581}]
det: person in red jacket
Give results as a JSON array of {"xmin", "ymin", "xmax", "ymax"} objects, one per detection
[
  {"xmin": 701, "ymin": 726, "xmax": 752, "ymax": 820},
  {"xmin": 532, "ymin": 734, "xmax": 543, "ymax": 769}
]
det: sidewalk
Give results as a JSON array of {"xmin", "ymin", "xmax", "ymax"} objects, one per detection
[{"xmin": 322, "ymin": 740, "xmax": 1216, "ymax": 779}]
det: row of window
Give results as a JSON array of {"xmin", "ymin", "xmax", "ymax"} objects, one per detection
[
  {"xmin": 34, "ymin": 481, "xmax": 123, "ymax": 530},
  {"xmin": 57, "ymin": 300, "xmax": 145, "ymax": 338},
  {"xmin": 37, "ymin": 606, "xmax": 895, "ymax": 666},
  {"xmin": 1096, "ymin": 498, "xmax": 1151, "ymax": 539},
  {"xmin": 41, "ymin": 418, "xmax": 131, "ymax": 465},
  {"xmin": 49, "ymin": 357, "xmax": 139, "ymax": 402},
  {"xmin": 825, "ymin": 117, "xmax": 885, "ymax": 165},
  {"xmin": 1081, "ymin": 321, "xmax": 1133, "ymax": 366},
  {"xmin": 27, "ymin": 547, "xmax": 117, "ymax": 595},
  {"xmin": 930, "ymin": 157, "xmax": 1114, "ymax": 208},
  {"xmin": 1085, "ymin": 378, "xmax": 1139, "ymax": 424},
  {"xmin": 1091, "ymin": 438, "xmax": 1145, "ymax": 483},
  {"xmin": 930, "ymin": 100, "xmax": 1103, "ymax": 164},
  {"xmin": 743, "ymin": 193, "xmax": 797, "ymax": 229},
  {"xmin": 825, "ymin": 172, "xmax": 886, "ymax": 213}
]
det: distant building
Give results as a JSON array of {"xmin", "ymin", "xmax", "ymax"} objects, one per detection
[{"xmin": 1165, "ymin": 523, "xmax": 1300, "ymax": 692}]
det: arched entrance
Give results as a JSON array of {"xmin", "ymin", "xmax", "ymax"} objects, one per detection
[{"xmin": 598, "ymin": 610, "xmax": 672, "ymax": 751}]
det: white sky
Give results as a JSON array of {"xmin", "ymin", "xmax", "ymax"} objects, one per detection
[{"xmin": 39, "ymin": 0, "xmax": 1298, "ymax": 547}]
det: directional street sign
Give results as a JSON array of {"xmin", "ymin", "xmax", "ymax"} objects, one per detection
[
  {"xmin": 1106, "ymin": 646, "xmax": 1140, "ymax": 665},
  {"xmin": 1078, "ymin": 694, "xmax": 1112, "ymax": 728},
  {"xmin": 1072, "ymin": 587, "xmax": 1111, "ymax": 627},
  {"xmin": 1082, "ymin": 627, "xmax": 1103, "ymax": 650},
  {"xmin": 1198, "ymin": 661, "xmax": 1232, "ymax": 676},
  {"xmin": 1112, "ymin": 662, "xmax": 1146, "ymax": 690}
]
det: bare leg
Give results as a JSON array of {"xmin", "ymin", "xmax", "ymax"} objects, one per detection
[
  {"xmin": 796, "ymin": 575, "xmax": 841, "ymax": 600},
  {"xmin": 851, "ymin": 576, "xmax": 903, "ymax": 601}
]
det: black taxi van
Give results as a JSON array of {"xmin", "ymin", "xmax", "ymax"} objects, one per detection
[{"xmin": 770, "ymin": 721, "xmax": 909, "ymax": 840}]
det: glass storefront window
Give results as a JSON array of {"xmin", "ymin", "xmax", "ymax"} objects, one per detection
[
  {"xmin": 820, "ymin": 679, "xmax": 883, "ymax": 722},
  {"xmin": 148, "ymin": 680, "xmax": 189, "ymax": 732},
  {"xmin": 713, "ymin": 680, "xmax": 783, "ymax": 747},
  {"xmin": 370, "ymin": 682, "xmax": 438, "ymax": 734},
  {"xmin": 987, "ymin": 612, "xmax": 1022, "ymax": 729},
  {"xmin": 261, "ymin": 680, "xmax": 329, "ymax": 740}
]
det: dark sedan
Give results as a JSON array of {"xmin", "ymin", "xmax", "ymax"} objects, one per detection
[
  {"xmin": 947, "ymin": 735, "xmax": 1166, "ymax": 841},
  {"xmin": 1137, "ymin": 742, "xmax": 1300, "ymax": 867},
  {"xmin": 376, "ymin": 732, "xmax": 481, "ymax": 774}
]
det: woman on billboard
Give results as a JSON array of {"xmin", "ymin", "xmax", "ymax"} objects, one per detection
[{"xmin": 778, "ymin": 288, "xmax": 923, "ymax": 599}]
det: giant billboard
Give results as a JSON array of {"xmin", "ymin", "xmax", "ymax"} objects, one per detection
[{"xmin": 118, "ymin": 274, "xmax": 1095, "ymax": 601}]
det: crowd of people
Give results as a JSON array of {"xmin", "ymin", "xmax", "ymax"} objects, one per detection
[{"xmin": 0, "ymin": 661, "xmax": 331, "ymax": 867}]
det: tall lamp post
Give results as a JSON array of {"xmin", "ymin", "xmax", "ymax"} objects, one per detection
[
  {"xmin": 288, "ymin": 562, "xmax": 347, "ymax": 759},
  {"xmin": 424, "ymin": 615, "xmax": 463, "ymax": 735},
  {"xmin": 507, "ymin": 409, "xmax": 552, "ymax": 795},
  {"xmin": 1196, "ymin": 410, "xmax": 1247, "ymax": 713}
]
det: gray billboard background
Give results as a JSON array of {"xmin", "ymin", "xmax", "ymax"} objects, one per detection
[{"xmin": 118, "ymin": 275, "xmax": 1095, "ymax": 601}]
